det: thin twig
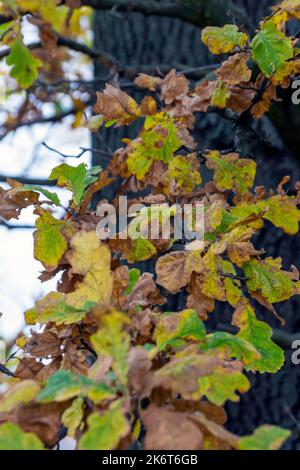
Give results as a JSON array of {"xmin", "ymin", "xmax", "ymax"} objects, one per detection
[
  {"xmin": 0, "ymin": 173, "xmax": 56, "ymax": 186},
  {"xmin": 42, "ymin": 143, "xmax": 113, "ymax": 159},
  {"xmin": 0, "ymin": 363, "xmax": 15, "ymax": 377},
  {"xmin": 0, "ymin": 220, "xmax": 35, "ymax": 230}
]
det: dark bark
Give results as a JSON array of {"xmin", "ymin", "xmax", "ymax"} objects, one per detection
[{"xmin": 92, "ymin": 0, "xmax": 300, "ymax": 448}]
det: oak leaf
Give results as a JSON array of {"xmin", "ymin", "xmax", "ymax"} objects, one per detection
[
  {"xmin": 6, "ymin": 39, "xmax": 42, "ymax": 88},
  {"xmin": 243, "ymin": 257, "xmax": 299, "ymax": 304},
  {"xmin": 0, "ymin": 186, "xmax": 39, "ymax": 221},
  {"xmin": 94, "ymin": 84, "xmax": 141, "ymax": 125},
  {"xmin": 0, "ymin": 380, "xmax": 40, "ymax": 413},
  {"xmin": 37, "ymin": 370, "xmax": 114, "ymax": 403},
  {"xmin": 233, "ymin": 301, "xmax": 285, "ymax": 373},
  {"xmin": 78, "ymin": 400, "xmax": 129, "ymax": 450},
  {"xmin": 216, "ymin": 53, "xmax": 252, "ymax": 85},
  {"xmin": 154, "ymin": 309, "xmax": 206, "ymax": 351},
  {"xmin": 0, "ymin": 423, "xmax": 44, "ymax": 450},
  {"xmin": 202, "ymin": 25, "xmax": 248, "ymax": 54},
  {"xmin": 238, "ymin": 425, "xmax": 291, "ymax": 450},
  {"xmin": 134, "ymin": 73, "xmax": 163, "ymax": 91},
  {"xmin": 34, "ymin": 210, "xmax": 69, "ymax": 270},
  {"xmin": 251, "ymin": 23, "xmax": 293, "ymax": 77},
  {"xmin": 206, "ymin": 151, "xmax": 256, "ymax": 194},
  {"xmin": 160, "ymin": 69, "xmax": 189, "ymax": 105},
  {"xmin": 142, "ymin": 406, "xmax": 203, "ymax": 450}
]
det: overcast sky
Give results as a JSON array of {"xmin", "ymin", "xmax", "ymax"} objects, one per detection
[{"xmin": 0, "ymin": 123, "xmax": 90, "ymax": 340}]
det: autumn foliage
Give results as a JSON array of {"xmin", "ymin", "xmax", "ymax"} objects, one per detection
[{"xmin": 0, "ymin": 0, "xmax": 300, "ymax": 451}]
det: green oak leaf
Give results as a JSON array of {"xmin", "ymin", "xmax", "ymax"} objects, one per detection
[
  {"xmin": 21, "ymin": 185, "xmax": 61, "ymax": 205},
  {"xmin": 61, "ymin": 397, "xmax": 85, "ymax": 438},
  {"xmin": 243, "ymin": 257, "xmax": 298, "ymax": 303},
  {"xmin": 37, "ymin": 370, "xmax": 114, "ymax": 404},
  {"xmin": 167, "ymin": 154, "xmax": 201, "ymax": 193},
  {"xmin": 0, "ymin": 380, "xmax": 40, "ymax": 413},
  {"xmin": 0, "ymin": 423, "xmax": 44, "ymax": 450},
  {"xmin": 25, "ymin": 292, "xmax": 95, "ymax": 326},
  {"xmin": 251, "ymin": 23, "xmax": 293, "ymax": 77},
  {"xmin": 124, "ymin": 268, "xmax": 141, "ymax": 295},
  {"xmin": 154, "ymin": 309, "xmax": 206, "ymax": 351},
  {"xmin": 238, "ymin": 425, "xmax": 291, "ymax": 450},
  {"xmin": 230, "ymin": 194, "xmax": 300, "ymax": 235},
  {"xmin": 233, "ymin": 302, "xmax": 285, "ymax": 373},
  {"xmin": 195, "ymin": 365, "xmax": 250, "ymax": 406},
  {"xmin": 201, "ymin": 331, "xmax": 261, "ymax": 367},
  {"xmin": 6, "ymin": 38, "xmax": 42, "ymax": 88},
  {"xmin": 211, "ymin": 80, "xmax": 230, "ymax": 109},
  {"xmin": 49, "ymin": 163, "xmax": 88, "ymax": 206},
  {"xmin": 34, "ymin": 210, "xmax": 69, "ymax": 270},
  {"xmin": 0, "ymin": 21, "xmax": 14, "ymax": 38},
  {"xmin": 78, "ymin": 400, "xmax": 129, "ymax": 450},
  {"xmin": 127, "ymin": 115, "xmax": 182, "ymax": 180},
  {"xmin": 131, "ymin": 237, "xmax": 157, "ymax": 262},
  {"xmin": 91, "ymin": 310, "xmax": 130, "ymax": 386}
]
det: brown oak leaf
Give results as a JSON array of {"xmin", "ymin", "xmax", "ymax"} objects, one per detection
[{"xmin": 142, "ymin": 406, "xmax": 203, "ymax": 450}]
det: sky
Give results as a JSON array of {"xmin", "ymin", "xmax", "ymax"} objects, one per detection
[
  {"xmin": 0, "ymin": 123, "xmax": 90, "ymax": 340},
  {"xmin": 0, "ymin": 15, "xmax": 94, "ymax": 341}
]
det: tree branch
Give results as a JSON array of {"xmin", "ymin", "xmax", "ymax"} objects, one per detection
[
  {"xmin": 81, "ymin": 0, "xmax": 247, "ymax": 27},
  {"xmin": 0, "ymin": 173, "xmax": 55, "ymax": 186},
  {"xmin": 0, "ymin": 36, "xmax": 120, "ymax": 70},
  {"xmin": 0, "ymin": 107, "xmax": 78, "ymax": 141},
  {"xmin": 0, "ymin": 362, "xmax": 15, "ymax": 377},
  {"xmin": 42, "ymin": 143, "xmax": 112, "ymax": 159},
  {"xmin": 0, "ymin": 0, "xmax": 248, "ymax": 29},
  {"xmin": 0, "ymin": 0, "xmax": 247, "ymax": 28}
]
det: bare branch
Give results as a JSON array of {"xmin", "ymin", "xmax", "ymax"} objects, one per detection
[
  {"xmin": 42, "ymin": 143, "xmax": 113, "ymax": 159},
  {"xmin": 0, "ymin": 107, "xmax": 78, "ymax": 141},
  {"xmin": 0, "ymin": 36, "xmax": 120, "ymax": 70},
  {"xmin": 0, "ymin": 0, "xmax": 247, "ymax": 29},
  {"xmin": 81, "ymin": 0, "xmax": 247, "ymax": 27},
  {"xmin": 0, "ymin": 173, "xmax": 56, "ymax": 186},
  {"xmin": 0, "ymin": 362, "xmax": 16, "ymax": 377}
]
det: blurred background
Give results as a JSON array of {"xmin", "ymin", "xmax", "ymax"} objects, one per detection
[{"xmin": 0, "ymin": 0, "xmax": 300, "ymax": 448}]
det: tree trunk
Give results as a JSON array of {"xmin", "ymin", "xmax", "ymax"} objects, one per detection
[{"xmin": 92, "ymin": 0, "xmax": 300, "ymax": 448}]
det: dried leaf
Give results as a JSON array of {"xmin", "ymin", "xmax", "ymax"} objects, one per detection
[
  {"xmin": 161, "ymin": 69, "xmax": 189, "ymax": 104},
  {"xmin": 217, "ymin": 53, "xmax": 252, "ymax": 85},
  {"xmin": 142, "ymin": 406, "xmax": 203, "ymax": 450}
]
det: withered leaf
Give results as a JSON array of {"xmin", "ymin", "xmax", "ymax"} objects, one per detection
[
  {"xmin": 216, "ymin": 53, "xmax": 252, "ymax": 85},
  {"xmin": 123, "ymin": 273, "xmax": 165, "ymax": 310},
  {"xmin": 128, "ymin": 347, "xmax": 153, "ymax": 397},
  {"xmin": 15, "ymin": 357, "xmax": 43, "ymax": 380},
  {"xmin": 142, "ymin": 406, "xmax": 203, "ymax": 450},
  {"xmin": 94, "ymin": 84, "xmax": 140, "ymax": 125},
  {"xmin": 160, "ymin": 69, "xmax": 189, "ymax": 105},
  {"xmin": 25, "ymin": 331, "xmax": 61, "ymax": 359},
  {"xmin": 0, "ymin": 186, "xmax": 39, "ymax": 221},
  {"xmin": 134, "ymin": 73, "xmax": 163, "ymax": 91},
  {"xmin": 156, "ymin": 252, "xmax": 192, "ymax": 294},
  {"xmin": 9, "ymin": 402, "xmax": 67, "ymax": 448}
]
